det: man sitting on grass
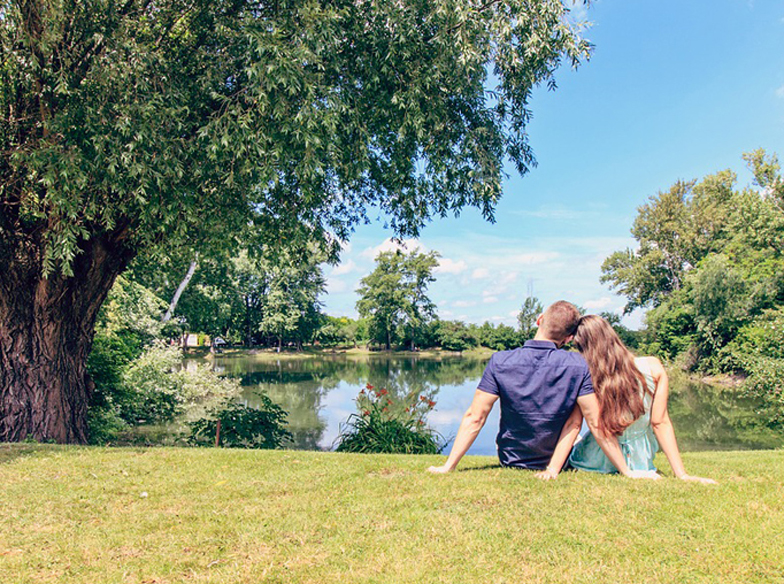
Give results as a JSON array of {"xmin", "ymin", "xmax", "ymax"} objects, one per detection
[{"xmin": 427, "ymin": 300, "xmax": 647, "ymax": 479}]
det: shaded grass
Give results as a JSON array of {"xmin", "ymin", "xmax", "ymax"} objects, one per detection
[{"xmin": 0, "ymin": 445, "xmax": 782, "ymax": 583}]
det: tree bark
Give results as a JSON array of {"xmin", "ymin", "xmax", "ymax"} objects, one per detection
[
  {"xmin": 162, "ymin": 253, "xmax": 198, "ymax": 322},
  {"xmin": 0, "ymin": 235, "xmax": 134, "ymax": 443}
]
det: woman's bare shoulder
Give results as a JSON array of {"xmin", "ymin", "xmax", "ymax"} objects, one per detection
[{"xmin": 635, "ymin": 355, "xmax": 665, "ymax": 375}]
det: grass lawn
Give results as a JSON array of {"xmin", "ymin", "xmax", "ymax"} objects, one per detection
[{"xmin": 1, "ymin": 444, "xmax": 781, "ymax": 583}]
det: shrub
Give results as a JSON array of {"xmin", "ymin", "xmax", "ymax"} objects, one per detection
[
  {"xmin": 335, "ymin": 385, "xmax": 445, "ymax": 454},
  {"xmin": 188, "ymin": 394, "xmax": 292, "ymax": 448},
  {"xmin": 121, "ymin": 343, "xmax": 242, "ymax": 425}
]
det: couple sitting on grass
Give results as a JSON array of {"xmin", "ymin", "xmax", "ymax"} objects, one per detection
[{"xmin": 428, "ymin": 301, "xmax": 716, "ymax": 483}]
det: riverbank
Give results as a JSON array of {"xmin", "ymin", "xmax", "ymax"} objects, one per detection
[
  {"xmin": 195, "ymin": 345, "xmax": 495, "ymax": 361},
  {"xmin": 1, "ymin": 444, "xmax": 781, "ymax": 583}
]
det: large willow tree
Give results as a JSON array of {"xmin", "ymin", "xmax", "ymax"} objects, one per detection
[{"xmin": 0, "ymin": 0, "xmax": 590, "ymax": 442}]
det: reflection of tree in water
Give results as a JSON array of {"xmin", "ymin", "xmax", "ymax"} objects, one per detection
[
  {"xmin": 203, "ymin": 355, "xmax": 489, "ymax": 450},
  {"xmin": 334, "ymin": 356, "xmax": 486, "ymax": 394},
  {"xmin": 668, "ymin": 380, "xmax": 783, "ymax": 451},
  {"xmin": 192, "ymin": 355, "xmax": 781, "ymax": 452},
  {"xmin": 236, "ymin": 360, "xmax": 343, "ymax": 450}
]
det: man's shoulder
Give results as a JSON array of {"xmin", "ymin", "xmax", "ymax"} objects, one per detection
[
  {"xmin": 488, "ymin": 347, "xmax": 524, "ymax": 365},
  {"xmin": 557, "ymin": 349, "xmax": 590, "ymax": 368},
  {"xmin": 490, "ymin": 347, "xmax": 587, "ymax": 366}
]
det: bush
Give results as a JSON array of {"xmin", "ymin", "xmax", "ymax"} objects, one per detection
[
  {"xmin": 335, "ymin": 385, "xmax": 445, "ymax": 454},
  {"xmin": 436, "ymin": 320, "xmax": 477, "ymax": 351},
  {"xmin": 744, "ymin": 356, "xmax": 784, "ymax": 429},
  {"xmin": 188, "ymin": 394, "xmax": 292, "ymax": 448},
  {"xmin": 121, "ymin": 343, "xmax": 242, "ymax": 424}
]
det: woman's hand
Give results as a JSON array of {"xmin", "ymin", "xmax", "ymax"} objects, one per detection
[
  {"xmin": 677, "ymin": 474, "xmax": 717, "ymax": 484},
  {"xmin": 625, "ymin": 469, "xmax": 662, "ymax": 480}
]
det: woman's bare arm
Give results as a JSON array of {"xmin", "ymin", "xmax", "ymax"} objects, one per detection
[
  {"xmin": 647, "ymin": 357, "xmax": 716, "ymax": 484},
  {"xmin": 577, "ymin": 393, "xmax": 658, "ymax": 479}
]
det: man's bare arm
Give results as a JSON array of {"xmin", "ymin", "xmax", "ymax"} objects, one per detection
[
  {"xmin": 427, "ymin": 389, "xmax": 498, "ymax": 473},
  {"xmin": 534, "ymin": 405, "xmax": 583, "ymax": 480}
]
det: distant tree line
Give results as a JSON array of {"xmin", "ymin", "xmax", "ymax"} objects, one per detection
[{"xmin": 124, "ymin": 245, "xmax": 554, "ymax": 353}]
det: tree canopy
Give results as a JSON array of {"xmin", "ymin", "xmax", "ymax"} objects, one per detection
[
  {"xmin": 356, "ymin": 249, "xmax": 440, "ymax": 350},
  {"xmin": 0, "ymin": 0, "xmax": 590, "ymax": 442},
  {"xmin": 602, "ymin": 150, "xmax": 784, "ymax": 425}
]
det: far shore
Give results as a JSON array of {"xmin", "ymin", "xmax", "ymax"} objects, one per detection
[
  {"xmin": 187, "ymin": 345, "xmax": 748, "ymax": 389},
  {"xmin": 187, "ymin": 345, "xmax": 495, "ymax": 360}
]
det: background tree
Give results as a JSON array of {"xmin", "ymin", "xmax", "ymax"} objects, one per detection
[
  {"xmin": 356, "ymin": 250, "xmax": 440, "ymax": 350},
  {"xmin": 0, "ymin": 0, "xmax": 590, "ymax": 442},
  {"xmin": 517, "ymin": 294, "xmax": 543, "ymax": 341},
  {"xmin": 602, "ymin": 150, "xmax": 784, "ymax": 426}
]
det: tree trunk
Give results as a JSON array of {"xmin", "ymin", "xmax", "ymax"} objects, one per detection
[
  {"xmin": 162, "ymin": 253, "xmax": 198, "ymax": 322},
  {"xmin": 0, "ymin": 235, "xmax": 134, "ymax": 443}
]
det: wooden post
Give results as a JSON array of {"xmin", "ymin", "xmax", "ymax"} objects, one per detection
[{"xmin": 215, "ymin": 419, "xmax": 221, "ymax": 448}]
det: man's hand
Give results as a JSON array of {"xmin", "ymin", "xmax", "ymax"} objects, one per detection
[
  {"xmin": 534, "ymin": 468, "xmax": 559, "ymax": 480},
  {"xmin": 427, "ymin": 465, "xmax": 453, "ymax": 474}
]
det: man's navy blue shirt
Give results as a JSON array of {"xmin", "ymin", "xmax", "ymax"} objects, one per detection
[{"xmin": 478, "ymin": 340, "xmax": 594, "ymax": 469}]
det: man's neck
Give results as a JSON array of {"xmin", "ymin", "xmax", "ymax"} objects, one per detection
[{"xmin": 533, "ymin": 331, "xmax": 560, "ymax": 346}]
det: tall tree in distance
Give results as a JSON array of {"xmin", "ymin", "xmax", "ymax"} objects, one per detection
[
  {"xmin": 0, "ymin": 0, "xmax": 590, "ymax": 442},
  {"xmin": 356, "ymin": 250, "xmax": 440, "ymax": 350},
  {"xmin": 517, "ymin": 291, "xmax": 543, "ymax": 341}
]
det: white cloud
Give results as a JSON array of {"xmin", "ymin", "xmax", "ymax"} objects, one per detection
[
  {"xmin": 472, "ymin": 267, "xmax": 490, "ymax": 279},
  {"xmin": 331, "ymin": 259, "xmax": 357, "ymax": 276},
  {"xmin": 776, "ymin": 84, "xmax": 784, "ymax": 99},
  {"xmin": 483, "ymin": 296, "xmax": 499, "ymax": 304},
  {"xmin": 435, "ymin": 257, "xmax": 468, "ymax": 275},
  {"xmin": 361, "ymin": 237, "xmax": 424, "ymax": 259},
  {"xmin": 583, "ymin": 297, "xmax": 614, "ymax": 311},
  {"xmin": 506, "ymin": 252, "xmax": 559, "ymax": 265},
  {"xmin": 326, "ymin": 277, "xmax": 348, "ymax": 294},
  {"xmin": 453, "ymin": 300, "xmax": 476, "ymax": 308}
]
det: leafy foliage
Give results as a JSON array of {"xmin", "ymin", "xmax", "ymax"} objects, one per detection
[
  {"xmin": 436, "ymin": 320, "xmax": 478, "ymax": 351},
  {"xmin": 189, "ymin": 395, "xmax": 292, "ymax": 449},
  {"xmin": 603, "ymin": 150, "xmax": 784, "ymax": 426},
  {"xmin": 517, "ymin": 295, "xmax": 544, "ymax": 341},
  {"xmin": 1, "ymin": 0, "xmax": 591, "ymax": 276},
  {"xmin": 336, "ymin": 385, "xmax": 445, "ymax": 454},
  {"xmin": 356, "ymin": 250, "xmax": 440, "ymax": 350}
]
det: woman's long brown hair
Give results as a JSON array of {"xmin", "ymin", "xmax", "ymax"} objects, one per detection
[{"xmin": 573, "ymin": 315, "xmax": 651, "ymax": 436}]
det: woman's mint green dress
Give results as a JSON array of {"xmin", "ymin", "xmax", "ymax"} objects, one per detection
[{"xmin": 569, "ymin": 358, "xmax": 659, "ymax": 473}]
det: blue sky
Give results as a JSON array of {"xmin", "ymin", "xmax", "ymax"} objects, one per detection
[{"xmin": 322, "ymin": 0, "xmax": 784, "ymax": 330}]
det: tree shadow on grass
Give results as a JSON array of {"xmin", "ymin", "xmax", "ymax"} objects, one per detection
[
  {"xmin": 457, "ymin": 463, "xmax": 503, "ymax": 472},
  {"xmin": 0, "ymin": 443, "xmax": 61, "ymax": 465}
]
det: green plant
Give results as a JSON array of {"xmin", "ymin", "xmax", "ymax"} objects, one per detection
[
  {"xmin": 335, "ymin": 385, "xmax": 445, "ymax": 454},
  {"xmin": 188, "ymin": 394, "xmax": 292, "ymax": 449}
]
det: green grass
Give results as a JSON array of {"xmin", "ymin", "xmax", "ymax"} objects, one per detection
[{"xmin": 1, "ymin": 444, "xmax": 782, "ymax": 583}]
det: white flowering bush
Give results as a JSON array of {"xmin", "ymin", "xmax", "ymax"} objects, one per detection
[{"xmin": 121, "ymin": 343, "xmax": 241, "ymax": 425}]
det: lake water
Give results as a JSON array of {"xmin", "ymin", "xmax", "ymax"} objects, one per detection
[{"xmin": 191, "ymin": 353, "xmax": 783, "ymax": 455}]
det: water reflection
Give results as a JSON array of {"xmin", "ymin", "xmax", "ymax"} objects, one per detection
[{"xmin": 187, "ymin": 354, "xmax": 782, "ymax": 455}]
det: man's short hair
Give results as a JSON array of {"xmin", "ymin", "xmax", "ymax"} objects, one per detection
[{"xmin": 540, "ymin": 301, "xmax": 581, "ymax": 343}]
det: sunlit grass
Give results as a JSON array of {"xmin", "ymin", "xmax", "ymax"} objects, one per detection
[{"xmin": 1, "ymin": 444, "xmax": 781, "ymax": 583}]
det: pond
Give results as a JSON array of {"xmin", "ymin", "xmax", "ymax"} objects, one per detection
[{"xmin": 188, "ymin": 353, "xmax": 783, "ymax": 456}]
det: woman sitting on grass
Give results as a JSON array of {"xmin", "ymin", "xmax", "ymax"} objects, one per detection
[{"xmin": 568, "ymin": 315, "xmax": 716, "ymax": 483}]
